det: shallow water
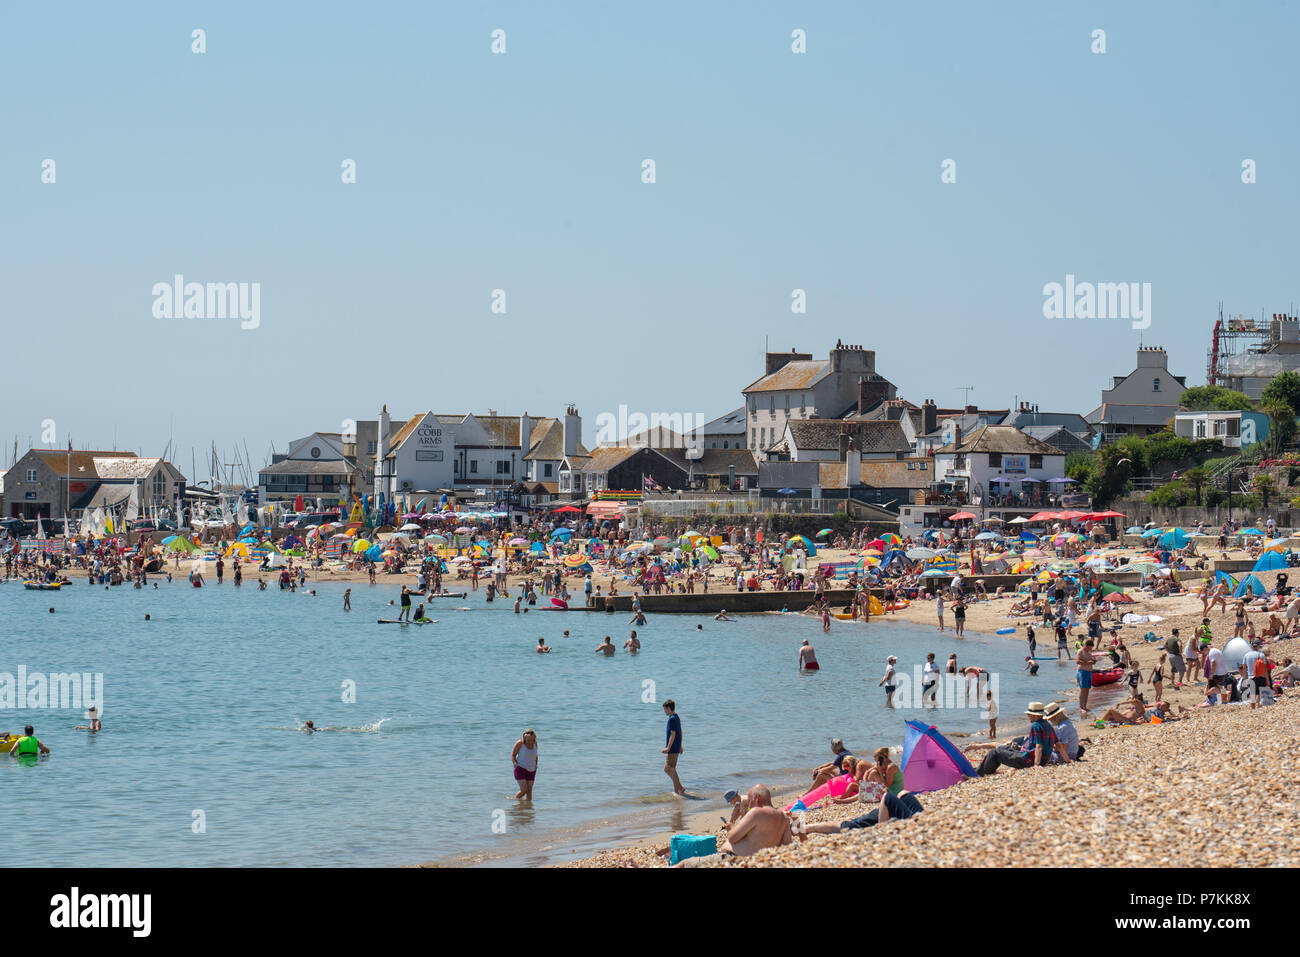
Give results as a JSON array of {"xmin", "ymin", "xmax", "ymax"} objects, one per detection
[{"xmin": 0, "ymin": 578, "xmax": 1123, "ymax": 866}]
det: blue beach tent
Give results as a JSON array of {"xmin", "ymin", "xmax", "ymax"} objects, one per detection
[
  {"xmin": 1253, "ymin": 550, "xmax": 1286, "ymax": 572},
  {"xmin": 1233, "ymin": 574, "xmax": 1266, "ymax": 599}
]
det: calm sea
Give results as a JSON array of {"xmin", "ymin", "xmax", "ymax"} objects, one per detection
[{"xmin": 0, "ymin": 578, "xmax": 1125, "ymax": 866}]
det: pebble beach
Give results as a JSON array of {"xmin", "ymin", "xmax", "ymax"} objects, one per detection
[{"xmin": 558, "ymin": 543, "xmax": 1300, "ymax": 868}]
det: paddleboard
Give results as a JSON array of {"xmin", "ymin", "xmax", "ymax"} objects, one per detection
[{"xmin": 376, "ymin": 619, "xmax": 437, "ymax": 625}]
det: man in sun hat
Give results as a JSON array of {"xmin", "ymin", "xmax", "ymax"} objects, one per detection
[
  {"xmin": 1043, "ymin": 702, "xmax": 1079, "ymax": 763},
  {"xmin": 975, "ymin": 702, "xmax": 1065, "ymax": 775},
  {"xmin": 723, "ymin": 787, "xmax": 750, "ymax": 826}
]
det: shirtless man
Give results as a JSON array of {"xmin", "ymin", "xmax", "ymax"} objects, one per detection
[
  {"xmin": 594, "ymin": 636, "xmax": 616, "ymax": 656},
  {"xmin": 536, "ymin": 637, "xmax": 552, "ymax": 653},
  {"xmin": 675, "ymin": 784, "xmax": 791, "ymax": 865},
  {"xmin": 624, "ymin": 630, "xmax": 640, "ymax": 653},
  {"xmin": 1076, "ymin": 639, "xmax": 1099, "ymax": 716},
  {"xmin": 714, "ymin": 609, "xmax": 733, "ymax": 621},
  {"xmin": 798, "ymin": 639, "xmax": 819, "ymax": 671}
]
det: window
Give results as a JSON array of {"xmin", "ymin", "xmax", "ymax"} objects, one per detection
[
  {"xmin": 750, "ymin": 429, "xmax": 756, "ymax": 448},
  {"xmin": 1153, "ymin": 377, "xmax": 1161, "ymax": 392},
  {"xmin": 988, "ymin": 453, "xmax": 1002, "ymax": 468},
  {"xmin": 1029, "ymin": 454, "xmax": 1043, "ymax": 469},
  {"xmin": 1195, "ymin": 420, "xmax": 1206, "ymax": 438},
  {"xmin": 367, "ymin": 441, "xmax": 377, "ymax": 454},
  {"xmin": 1213, "ymin": 419, "xmax": 1227, "ymax": 437},
  {"xmin": 907, "ymin": 462, "xmax": 915, "ymax": 470},
  {"xmin": 784, "ymin": 393, "xmax": 789, "ymax": 411},
  {"xmin": 453, "ymin": 460, "xmax": 459, "ymax": 474},
  {"xmin": 544, "ymin": 463, "xmax": 553, "ymax": 478},
  {"xmin": 26, "ymin": 469, "xmax": 37, "ymax": 482},
  {"xmin": 496, "ymin": 460, "xmax": 510, "ymax": 475},
  {"xmin": 1227, "ymin": 418, "xmax": 1240, "ymax": 437},
  {"xmin": 919, "ymin": 462, "xmax": 928, "ymax": 470},
  {"xmin": 470, "ymin": 460, "xmax": 478, "ymax": 474},
  {"xmin": 153, "ymin": 472, "xmax": 166, "ymax": 499}
]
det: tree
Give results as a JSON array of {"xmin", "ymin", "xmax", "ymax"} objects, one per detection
[
  {"xmin": 1254, "ymin": 474, "xmax": 1276, "ymax": 511},
  {"xmin": 1263, "ymin": 400, "xmax": 1298, "ymax": 455},
  {"xmin": 1182, "ymin": 466, "xmax": 1207, "ymax": 506},
  {"xmin": 1261, "ymin": 371, "xmax": 1300, "ymax": 417},
  {"xmin": 1179, "ymin": 385, "xmax": 1254, "ymax": 412}
]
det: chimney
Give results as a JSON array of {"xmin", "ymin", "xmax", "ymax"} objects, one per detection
[
  {"xmin": 519, "ymin": 413, "xmax": 532, "ymax": 455},
  {"xmin": 921, "ymin": 399, "xmax": 937, "ymax": 437},
  {"xmin": 838, "ymin": 428, "xmax": 850, "ymax": 462},
  {"xmin": 953, "ymin": 424, "xmax": 963, "ymax": 449},
  {"xmin": 857, "ymin": 374, "xmax": 891, "ymax": 414},
  {"xmin": 965, "ymin": 404, "xmax": 977, "ymax": 415},
  {"xmin": 845, "ymin": 436, "xmax": 861, "ymax": 486},
  {"xmin": 563, "ymin": 406, "xmax": 581, "ymax": 457},
  {"xmin": 375, "ymin": 404, "xmax": 390, "ymax": 497}
]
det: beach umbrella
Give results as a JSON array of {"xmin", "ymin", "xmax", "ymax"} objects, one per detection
[
  {"xmin": 166, "ymin": 537, "xmax": 199, "ymax": 553},
  {"xmin": 921, "ymin": 569, "xmax": 949, "ymax": 578},
  {"xmin": 1126, "ymin": 526, "xmax": 1144, "ymax": 534},
  {"xmin": 974, "ymin": 531, "xmax": 1000, "ymax": 540},
  {"xmin": 400, "ymin": 523, "xmax": 422, "ymax": 532},
  {"xmin": 905, "ymin": 547, "xmax": 937, "ymax": 560},
  {"xmin": 777, "ymin": 488, "xmax": 797, "ymax": 495},
  {"xmin": 1010, "ymin": 560, "xmax": 1036, "ymax": 574},
  {"xmin": 696, "ymin": 544, "xmax": 720, "ymax": 560},
  {"xmin": 784, "ymin": 535, "xmax": 817, "ymax": 555},
  {"xmin": 549, "ymin": 528, "xmax": 573, "ymax": 540},
  {"xmin": 1237, "ymin": 527, "xmax": 1264, "ymax": 536},
  {"xmin": 881, "ymin": 533, "xmax": 902, "ymax": 546},
  {"xmin": 1140, "ymin": 528, "xmax": 1163, "ymax": 539},
  {"xmin": 1127, "ymin": 561, "xmax": 1163, "ymax": 575},
  {"xmin": 815, "ymin": 528, "xmax": 833, "ymax": 538},
  {"xmin": 867, "ymin": 538, "xmax": 887, "ymax": 551},
  {"xmin": 1019, "ymin": 532, "xmax": 1038, "ymax": 542},
  {"xmin": 352, "ymin": 539, "xmax": 371, "ymax": 553},
  {"xmin": 950, "ymin": 512, "xmax": 976, "ymax": 521},
  {"xmin": 1158, "ymin": 528, "xmax": 1189, "ymax": 549}
]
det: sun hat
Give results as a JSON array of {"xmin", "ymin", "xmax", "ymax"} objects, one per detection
[
  {"xmin": 723, "ymin": 789, "xmax": 740, "ymax": 803},
  {"xmin": 1043, "ymin": 702, "xmax": 1065, "ymax": 719},
  {"xmin": 1025, "ymin": 701, "xmax": 1047, "ymax": 717}
]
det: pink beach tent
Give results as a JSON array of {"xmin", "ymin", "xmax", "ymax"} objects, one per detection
[{"xmin": 901, "ymin": 720, "xmax": 977, "ymax": 794}]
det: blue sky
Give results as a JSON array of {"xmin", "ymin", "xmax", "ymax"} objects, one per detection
[{"xmin": 3, "ymin": 1, "xmax": 1297, "ymax": 476}]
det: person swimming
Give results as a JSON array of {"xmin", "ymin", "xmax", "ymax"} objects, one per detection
[{"xmin": 74, "ymin": 706, "xmax": 101, "ymax": 733}]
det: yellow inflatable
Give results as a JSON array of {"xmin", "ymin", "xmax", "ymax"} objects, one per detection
[{"xmin": 868, "ymin": 596, "xmax": 884, "ymax": 616}]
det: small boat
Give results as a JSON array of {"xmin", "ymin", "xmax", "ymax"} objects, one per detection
[
  {"xmin": 1091, "ymin": 667, "xmax": 1124, "ymax": 686},
  {"xmin": 23, "ymin": 581, "xmax": 62, "ymax": 591}
]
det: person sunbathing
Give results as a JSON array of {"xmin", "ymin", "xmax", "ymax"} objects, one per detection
[
  {"xmin": 793, "ymin": 788, "xmax": 923, "ymax": 837},
  {"xmin": 1101, "ymin": 695, "xmax": 1173, "ymax": 724},
  {"xmin": 672, "ymin": 784, "xmax": 792, "ymax": 866}
]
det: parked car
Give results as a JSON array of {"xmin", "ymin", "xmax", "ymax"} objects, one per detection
[
  {"xmin": 1, "ymin": 517, "xmax": 36, "ymax": 537},
  {"xmin": 293, "ymin": 511, "xmax": 342, "ymax": 530}
]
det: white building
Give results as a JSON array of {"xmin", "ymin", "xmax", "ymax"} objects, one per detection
[{"xmin": 932, "ymin": 426, "xmax": 1066, "ymax": 503}]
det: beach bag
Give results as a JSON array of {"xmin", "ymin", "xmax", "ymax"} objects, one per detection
[{"xmin": 669, "ymin": 834, "xmax": 717, "ymax": 865}]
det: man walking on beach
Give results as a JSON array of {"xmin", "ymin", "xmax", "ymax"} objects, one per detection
[
  {"xmin": 879, "ymin": 655, "xmax": 897, "ymax": 707},
  {"xmin": 662, "ymin": 699, "xmax": 686, "ymax": 795}
]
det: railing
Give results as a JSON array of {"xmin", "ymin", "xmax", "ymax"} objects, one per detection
[{"xmin": 640, "ymin": 497, "xmax": 847, "ymax": 517}]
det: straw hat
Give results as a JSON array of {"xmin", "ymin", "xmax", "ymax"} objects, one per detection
[
  {"xmin": 1025, "ymin": 701, "xmax": 1047, "ymax": 717},
  {"xmin": 1042, "ymin": 702, "xmax": 1066, "ymax": 719}
]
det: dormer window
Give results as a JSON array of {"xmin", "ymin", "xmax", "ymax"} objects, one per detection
[{"xmin": 1153, "ymin": 377, "xmax": 1161, "ymax": 392}]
